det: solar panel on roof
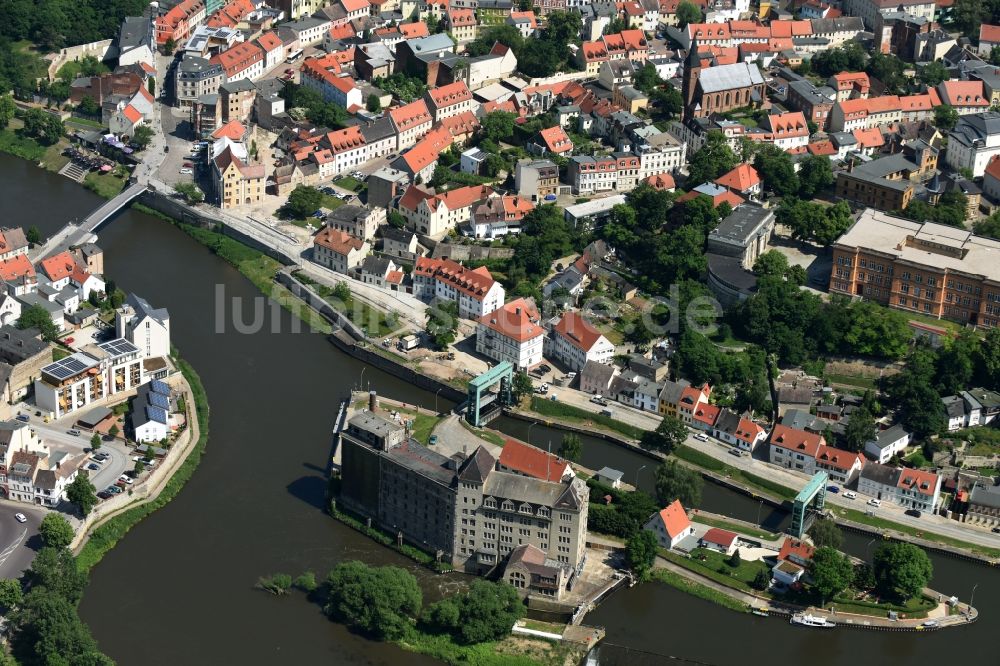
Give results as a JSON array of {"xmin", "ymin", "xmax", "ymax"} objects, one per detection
[
  {"xmin": 150, "ymin": 379, "xmax": 170, "ymax": 395},
  {"xmin": 146, "ymin": 405, "xmax": 168, "ymax": 424},
  {"xmin": 149, "ymin": 392, "xmax": 169, "ymax": 410}
]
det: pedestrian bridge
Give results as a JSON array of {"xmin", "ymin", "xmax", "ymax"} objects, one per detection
[{"xmin": 82, "ymin": 181, "xmax": 147, "ymax": 232}]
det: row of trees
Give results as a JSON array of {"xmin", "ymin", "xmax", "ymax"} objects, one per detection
[
  {"xmin": 465, "ymin": 12, "xmax": 583, "ymax": 78},
  {"xmin": 325, "ymin": 560, "xmax": 524, "ymax": 644},
  {"xmin": 809, "ymin": 541, "xmax": 933, "ymax": 603}
]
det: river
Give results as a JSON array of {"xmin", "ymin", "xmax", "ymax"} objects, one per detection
[{"xmin": 2, "ymin": 153, "xmax": 997, "ymax": 665}]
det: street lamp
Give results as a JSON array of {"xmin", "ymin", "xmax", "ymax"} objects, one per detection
[
  {"xmin": 635, "ymin": 465, "xmax": 647, "ymax": 489},
  {"xmin": 971, "ymin": 582, "xmax": 979, "ymax": 611},
  {"xmin": 359, "ymin": 366, "xmax": 366, "ymax": 395},
  {"xmin": 434, "ymin": 387, "xmax": 443, "ymax": 415},
  {"xmin": 527, "ymin": 421, "xmax": 538, "ymax": 445},
  {"xmin": 865, "ymin": 537, "xmax": 877, "ymax": 563},
  {"xmin": 756, "ymin": 499, "xmax": 764, "ymax": 526}
]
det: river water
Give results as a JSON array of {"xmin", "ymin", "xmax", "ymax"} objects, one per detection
[{"xmin": 3, "ymin": 154, "xmax": 997, "ymax": 664}]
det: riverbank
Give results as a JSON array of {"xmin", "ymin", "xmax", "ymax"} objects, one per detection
[{"xmin": 75, "ymin": 355, "xmax": 209, "ymax": 572}]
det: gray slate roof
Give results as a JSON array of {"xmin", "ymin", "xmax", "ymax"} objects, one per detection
[{"xmin": 698, "ymin": 62, "xmax": 764, "ymax": 94}]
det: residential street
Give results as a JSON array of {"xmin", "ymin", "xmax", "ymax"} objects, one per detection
[{"xmin": 0, "ymin": 504, "xmax": 44, "ymax": 581}]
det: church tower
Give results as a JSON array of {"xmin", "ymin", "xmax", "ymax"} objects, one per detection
[{"xmin": 683, "ymin": 39, "xmax": 703, "ymax": 120}]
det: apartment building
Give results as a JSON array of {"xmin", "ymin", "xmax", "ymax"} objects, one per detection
[
  {"xmin": 412, "ymin": 257, "xmax": 506, "ymax": 319},
  {"xmin": 301, "ymin": 55, "xmax": 363, "ymax": 109},
  {"xmin": 768, "ymin": 424, "xmax": 824, "ymax": 473},
  {"xmin": 209, "ymin": 41, "xmax": 265, "ymax": 82},
  {"xmin": 398, "ymin": 184, "xmax": 492, "ymax": 237},
  {"xmin": 34, "ymin": 339, "xmax": 144, "ymax": 419},
  {"xmin": 115, "ymin": 293, "xmax": 171, "ymax": 360},
  {"xmin": 858, "ymin": 464, "xmax": 941, "ymax": 512},
  {"xmin": 946, "ymin": 112, "xmax": 1000, "ymax": 178},
  {"xmin": 475, "ymin": 298, "xmax": 545, "ymax": 371},
  {"xmin": 515, "ymin": 160, "xmax": 560, "ymax": 202},
  {"xmin": 212, "ymin": 145, "xmax": 265, "ymax": 209},
  {"xmin": 312, "ymin": 228, "xmax": 369, "ymax": 274},
  {"xmin": 424, "ymin": 81, "xmax": 474, "ymax": 122},
  {"xmin": 567, "ymin": 153, "xmax": 641, "ymax": 195},
  {"xmin": 389, "ymin": 99, "xmax": 434, "ymax": 151},
  {"xmin": 324, "ymin": 205, "xmax": 385, "ymax": 242},
  {"xmin": 175, "ymin": 53, "xmax": 225, "ymax": 108},
  {"xmin": 339, "ymin": 412, "xmax": 588, "ymax": 575},
  {"xmin": 829, "ymin": 208, "xmax": 1000, "ymax": 327},
  {"xmin": 546, "ymin": 311, "xmax": 615, "ymax": 372}
]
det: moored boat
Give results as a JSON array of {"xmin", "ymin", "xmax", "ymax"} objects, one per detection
[{"xmin": 790, "ymin": 613, "xmax": 835, "ymax": 628}]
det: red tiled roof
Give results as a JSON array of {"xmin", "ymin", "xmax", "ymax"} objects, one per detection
[
  {"xmin": 324, "ymin": 126, "xmax": 366, "ymax": 153},
  {"xmin": 657, "ymin": 499, "xmax": 692, "ymax": 539},
  {"xmin": 778, "ymin": 538, "xmax": 814, "ymax": 563},
  {"xmin": 553, "ymin": 311, "xmax": 607, "ymax": 352},
  {"xmin": 986, "ymin": 156, "xmax": 1000, "ymax": 183},
  {"xmin": 209, "ymin": 41, "xmax": 263, "ymax": 78},
  {"xmin": 508, "ymin": 10, "xmax": 537, "ymax": 28},
  {"xmin": 314, "ymin": 228, "xmax": 365, "ymax": 255},
  {"xmin": 447, "ymin": 8, "xmax": 477, "ymax": 26},
  {"xmin": 400, "ymin": 125, "xmax": 453, "ymax": 174},
  {"xmin": 852, "ymin": 126, "xmax": 884, "ymax": 148},
  {"xmin": 764, "ymin": 111, "xmax": 809, "ymax": 136},
  {"xmin": 121, "ymin": 104, "xmax": 142, "ymax": 123},
  {"xmin": 981, "ymin": 24, "xmax": 1000, "ymax": 43},
  {"xmin": 815, "ymin": 445, "xmax": 864, "ymax": 472},
  {"xmin": 211, "ymin": 119, "xmax": 246, "ymax": 141},
  {"xmin": 714, "ymin": 163, "xmax": 760, "ymax": 192},
  {"xmin": 938, "ymin": 80, "xmax": 989, "ymax": 107},
  {"xmin": 399, "ymin": 184, "xmax": 435, "ymax": 212},
  {"xmin": 896, "ymin": 468, "xmax": 938, "ymax": 494},
  {"xmin": 40, "ymin": 251, "xmax": 79, "ymax": 281},
  {"xmin": 440, "ymin": 111, "xmax": 480, "ymax": 138},
  {"xmin": 646, "ymin": 172, "xmax": 676, "ymax": 190},
  {"xmin": 478, "ymin": 297, "xmax": 543, "ymax": 343},
  {"xmin": 428, "ymin": 81, "xmax": 472, "ymax": 108},
  {"xmin": 830, "ymin": 71, "xmax": 870, "ymax": 92},
  {"xmin": 769, "ymin": 424, "xmax": 824, "ymax": 457},
  {"xmin": 701, "ymin": 528, "xmax": 738, "ymax": 548},
  {"xmin": 498, "ymin": 439, "xmax": 569, "ymax": 482},
  {"xmin": 0, "ymin": 255, "xmax": 34, "ymax": 282},
  {"xmin": 538, "ymin": 126, "xmax": 573, "ymax": 154},
  {"xmin": 692, "ymin": 403, "xmax": 720, "ymax": 428},
  {"xmin": 389, "ymin": 99, "xmax": 432, "ymax": 131},
  {"xmin": 807, "ymin": 140, "xmax": 836, "ymax": 156},
  {"xmin": 413, "ymin": 256, "xmax": 498, "ymax": 301},
  {"xmin": 341, "ymin": 0, "xmax": 370, "ymax": 12},
  {"xmin": 399, "ymin": 21, "xmax": 430, "ymax": 38},
  {"xmin": 255, "ymin": 30, "xmax": 283, "ymax": 52}
]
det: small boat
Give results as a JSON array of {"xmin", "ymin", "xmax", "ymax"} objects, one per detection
[
  {"xmin": 751, "ymin": 608, "xmax": 769, "ymax": 617},
  {"xmin": 790, "ymin": 613, "xmax": 835, "ymax": 628}
]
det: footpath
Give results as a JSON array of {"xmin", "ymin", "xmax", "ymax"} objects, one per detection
[{"xmin": 69, "ymin": 370, "xmax": 201, "ymax": 554}]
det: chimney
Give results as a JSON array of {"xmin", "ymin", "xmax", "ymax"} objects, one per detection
[{"xmin": 369, "ymin": 390, "xmax": 377, "ymax": 412}]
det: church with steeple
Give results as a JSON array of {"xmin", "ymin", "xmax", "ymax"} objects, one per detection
[{"xmin": 682, "ymin": 39, "xmax": 768, "ymax": 121}]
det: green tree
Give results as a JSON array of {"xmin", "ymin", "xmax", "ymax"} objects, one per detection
[
  {"xmin": 777, "ymin": 198, "xmax": 853, "ymax": 246},
  {"xmin": 325, "ymin": 561, "xmax": 422, "ymax": 640},
  {"xmin": 480, "ymin": 110, "xmax": 517, "ymax": 144},
  {"xmin": 559, "ymin": 433, "xmax": 582, "ymax": 462},
  {"xmin": 17, "ymin": 304, "xmax": 58, "ymax": 341},
  {"xmin": 872, "ymin": 542, "xmax": 933, "ymax": 599},
  {"xmin": 807, "ymin": 518, "xmax": 842, "ymax": 550},
  {"xmin": 654, "ymin": 460, "xmax": 703, "ymax": 507},
  {"xmin": 425, "ymin": 299, "xmax": 459, "ymax": 350},
  {"xmin": 974, "ymin": 211, "xmax": 1000, "ymax": 240},
  {"xmin": 882, "ymin": 347, "xmax": 946, "ymax": 438},
  {"xmin": 26, "ymin": 225, "xmax": 42, "ymax": 245},
  {"xmin": 38, "ymin": 514, "xmax": 74, "ymax": 549},
  {"xmin": 686, "ymin": 130, "xmax": 738, "ymax": 186},
  {"xmin": 512, "ymin": 371, "xmax": 534, "ymax": 400},
  {"xmin": 423, "ymin": 597, "xmax": 461, "ymax": 633},
  {"xmin": 797, "ymin": 154, "xmax": 835, "ymax": 198},
  {"xmin": 676, "ymin": 0, "xmax": 702, "ymax": 27},
  {"xmin": 810, "ymin": 546, "xmax": 854, "ymax": 602},
  {"xmin": 174, "ymin": 182, "xmax": 204, "ymax": 204},
  {"xmin": 132, "ymin": 124, "xmax": 154, "ymax": 148},
  {"xmin": 108, "ymin": 424, "xmax": 119, "ymax": 438},
  {"xmin": 387, "ymin": 210, "xmax": 407, "ymax": 229},
  {"xmin": 8, "ymin": 588, "xmax": 109, "ymax": 666},
  {"xmin": 632, "ymin": 64, "xmax": 662, "ymax": 94},
  {"xmin": 77, "ymin": 95, "xmax": 99, "ymax": 117},
  {"xmin": 753, "ymin": 568, "xmax": 771, "ymax": 591},
  {"xmin": 0, "ymin": 93, "xmax": 15, "ymax": 129},
  {"xmin": 625, "ymin": 530, "xmax": 658, "ymax": 580},
  {"xmin": 866, "ymin": 52, "xmax": 907, "ymax": 94},
  {"xmin": 366, "ymin": 93, "xmax": 381, "ymax": 113},
  {"xmin": 917, "ymin": 60, "xmax": 950, "ymax": 86},
  {"xmin": 452, "ymin": 580, "xmax": 525, "ymax": 644},
  {"xmin": 933, "ymin": 104, "xmax": 960, "ymax": 130},
  {"xmin": 843, "ymin": 405, "xmax": 876, "ymax": 452},
  {"xmin": 853, "ymin": 562, "xmax": 876, "ymax": 591},
  {"xmin": 21, "ymin": 108, "xmax": 63, "ymax": 145},
  {"xmin": 0, "ymin": 579, "xmax": 22, "ymax": 610},
  {"xmin": 752, "ymin": 250, "xmax": 790, "ymax": 278},
  {"xmin": 753, "ymin": 145, "xmax": 799, "ymax": 196},
  {"xmin": 977, "ymin": 327, "xmax": 1000, "ymax": 389},
  {"xmin": 23, "ymin": 547, "xmax": 87, "ymax": 605},
  {"xmin": 640, "ymin": 415, "xmax": 688, "ymax": 454},
  {"xmin": 90, "ymin": 433, "xmax": 102, "ymax": 450},
  {"xmin": 951, "ymin": 0, "xmax": 987, "ymax": 38},
  {"xmin": 66, "ymin": 474, "xmax": 98, "ymax": 516},
  {"xmin": 282, "ymin": 185, "xmax": 324, "ymax": 219},
  {"xmin": 164, "ymin": 37, "xmax": 176, "ymax": 54}
]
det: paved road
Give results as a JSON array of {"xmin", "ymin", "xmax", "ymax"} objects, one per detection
[{"xmin": 0, "ymin": 504, "xmax": 44, "ymax": 580}]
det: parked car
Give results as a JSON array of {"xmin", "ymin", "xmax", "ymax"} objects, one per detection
[
  {"xmin": 67, "ymin": 429, "xmax": 81, "ymax": 436},
  {"xmin": 105, "ymin": 486, "xmax": 122, "ymax": 495},
  {"xmin": 86, "ymin": 463, "xmax": 100, "ymax": 471},
  {"xmin": 97, "ymin": 491, "xmax": 112, "ymax": 500},
  {"xmin": 14, "ymin": 513, "xmax": 26, "ymax": 523},
  {"xmin": 179, "ymin": 168, "xmax": 193, "ymax": 174},
  {"xmin": 64, "ymin": 337, "xmax": 74, "ymax": 344},
  {"xmin": 992, "ymin": 527, "xmax": 1000, "ymax": 534},
  {"xmin": 905, "ymin": 509, "xmax": 922, "ymax": 518},
  {"xmin": 842, "ymin": 491, "xmax": 857, "ymax": 500},
  {"xmin": 727, "ymin": 448, "xmax": 743, "ymax": 457},
  {"xmin": 694, "ymin": 433, "xmax": 709, "ymax": 442},
  {"xmin": 15, "ymin": 414, "xmax": 28, "ymax": 423},
  {"xmin": 118, "ymin": 475, "xmax": 134, "ymax": 485},
  {"xmin": 867, "ymin": 498, "xmax": 881, "ymax": 507},
  {"xmin": 827, "ymin": 485, "xmax": 839, "ymax": 493}
]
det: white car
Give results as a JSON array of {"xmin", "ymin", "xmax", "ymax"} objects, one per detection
[
  {"xmin": 694, "ymin": 433, "xmax": 709, "ymax": 442},
  {"xmin": 843, "ymin": 491, "xmax": 857, "ymax": 500},
  {"xmin": 118, "ymin": 475, "xmax": 134, "ymax": 485},
  {"xmin": 866, "ymin": 498, "xmax": 881, "ymax": 507},
  {"xmin": 179, "ymin": 168, "xmax": 193, "ymax": 175},
  {"xmin": 14, "ymin": 513, "xmax": 26, "ymax": 523}
]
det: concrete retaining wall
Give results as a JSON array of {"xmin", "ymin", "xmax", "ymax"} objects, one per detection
[
  {"xmin": 138, "ymin": 190, "xmax": 296, "ymax": 266},
  {"xmin": 276, "ymin": 271, "xmax": 366, "ymax": 340}
]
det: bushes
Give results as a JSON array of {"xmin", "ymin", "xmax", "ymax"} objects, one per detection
[
  {"xmin": 256, "ymin": 573, "xmax": 293, "ymax": 595},
  {"xmin": 77, "ymin": 357, "xmax": 209, "ymax": 573}
]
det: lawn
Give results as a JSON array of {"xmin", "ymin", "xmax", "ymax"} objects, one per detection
[
  {"xmin": 528, "ymin": 397, "xmax": 647, "ymax": 440},
  {"xmin": 84, "ymin": 170, "xmax": 127, "ymax": 199},
  {"xmin": 333, "ymin": 176, "xmax": 364, "ymax": 192},
  {"xmin": 649, "ymin": 568, "xmax": 750, "ymax": 613},
  {"xmin": 690, "ymin": 515, "xmax": 780, "ymax": 541},
  {"xmin": 831, "ymin": 504, "xmax": 1000, "ymax": 558},
  {"xmin": 663, "ymin": 548, "xmax": 768, "ymax": 593},
  {"xmin": 824, "ymin": 373, "xmax": 877, "ymax": 390},
  {"xmin": 390, "ymin": 404, "xmax": 441, "ymax": 445},
  {"xmin": 320, "ymin": 193, "xmax": 346, "ymax": 210},
  {"xmin": 672, "ymin": 444, "xmax": 798, "ymax": 501},
  {"xmin": 292, "ymin": 270, "xmax": 396, "ymax": 337}
]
